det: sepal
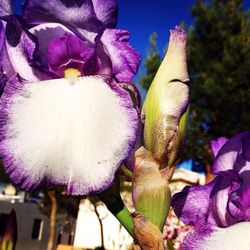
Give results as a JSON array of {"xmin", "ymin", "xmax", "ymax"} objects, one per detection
[{"xmin": 132, "ymin": 147, "xmax": 171, "ymax": 231}]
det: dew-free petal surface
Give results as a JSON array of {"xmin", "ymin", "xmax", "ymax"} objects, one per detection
[{"xmin": 0, "ymin": 75, "xmax": 139, "ymax": 195}]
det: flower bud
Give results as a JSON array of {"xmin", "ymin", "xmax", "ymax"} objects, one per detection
[
  {"xmin": 142, "ymin": 26, "xmax": 190, "ymax": 168},
  {"xmin": 132, "ymin": 147, "xmax": 171, "ymax": 231},
  {"xmin": 132, "ymin": 213, "xmax": 165, "ymax": 250}
]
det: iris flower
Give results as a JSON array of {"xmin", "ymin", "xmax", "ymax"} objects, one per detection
[
  {"xmin": 0, "ymin": 0, "xmax": 141, "ymax": 195},
  {"xmin": 172, "ymin": 131, "xmax": 250, "ymax": 250}
]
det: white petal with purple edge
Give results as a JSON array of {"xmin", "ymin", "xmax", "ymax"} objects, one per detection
[
  {"xmin": 210, "ymin": 136, "xmax": 228, "ymax": 157},
  {"xmin": 100, "ymin": 29, "xmax": 141, "ymax": 82},
  {"xmin": 212, "ymin": 132, "xmax": 250, "ymax": 173},
  {"xmin": 0, "ymin": 1, "xmax": 12, "ymax": 16},
  {"xmin": 6, "ymin": 32, "xmax": 39, "ymax": 82},
  {"xmin": 0, "ymin": 76, "xmax": 138, "ymax": 195},
  {"xmin": 29, "ymin": 23, "xmax": 73, "ymax": 69},
  {"xmin": 193, "ymin": 222, "xmax": 250, "ymax": 250},
  {"xmin": 23, "ymin": 0, "xmax": 117, "ymax": 43}
]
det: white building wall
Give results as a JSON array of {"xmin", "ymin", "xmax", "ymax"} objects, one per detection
[{"xmin": 74, "ymin": 199, "xmax": 133, "ymax": 250}]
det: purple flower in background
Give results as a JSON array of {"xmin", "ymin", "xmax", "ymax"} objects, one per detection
[
  {"xmin": 0, "ymin": 0, "xmax": 141, "ymax": 195},
  {"xmin": 172, "ymin": 131, "xmax": 250, "ymax": 250}
]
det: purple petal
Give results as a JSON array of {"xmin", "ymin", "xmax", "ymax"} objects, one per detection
[
  {"xmin": 3, "ymin": 16, "xmax": 49, "ymax": 82},
  {"xmin": 175, "ymin": 132, "xmax": 250, "ymax": 249},
  {"xmin": 47, "ymin": 33, "xmax": 96, "ymax": 77},
  {"xmin": 0, "ymin": 69, "xmax": 7, "ymax": 96},
  {"xmin": 0, "ymin": 20, "xmax": 22, "ymax": 93},
  {"xmin": 92, "ymin": 0, "xmax": 117, "ymax": 28},
  {"xmin": 118, "ymin": 82, "xmax": 142, "ymax": 170},
  {"xmin": 0, "ymin": 1, "xmax": 12, "ymax": 16},
  {"xmin": 180, "ymin": 224, "xmax": 213, "ymax": 250},
  {"xmin": 212, "ymin": 131, "xmax": 250, "ymax": 174},
  {"xmin": 0, "ymin": 30, "xmax": 16, "ymax": 81},
  {"xmin": 172, "ymin": 182, "xmax": 214, "ymax": 230},
  {"xmin": 0, "ymin": 75, "xmax": 139, "ymax": 195},
  {"xmin": 242, "ymin": 134, "xmax": 250, "ymax": 161},
  {"xmin": 118, "ymin": 82, "xmax": 142, "ymax": 114},
  {"xmin": 99, "ymin": 29, "xmax": 141, "ymax": 82},
  {"xmin": 210, "ymin": 171, "xmax": 240, "ymax": 227},
  {"xmin": 0, "ymin": 22, "xmax": 7, "ymax": 95},
  {"xmin": 172, "ymin": 170, "xmax": 240, "ymax": 229},
  {"xmin": 210, "ymin": 136, "xmax": 228, "ymax": 158},
  {"xmin": 93, "ymin": 39, "xmax": 112, "ymax": 75},
  {"xmin": 229, "ymin": 185, "xmax": 250, "ymax": 221},
  {"xmin": 29, "ymin": 23, "xmax": 73, "ymax": 71},
  {"xmin": 3, "ymin": 15, "xmax": 23, "ymax": 47},
  {"xmin": 23, "ymin": 0, "xmax": 117, "ymax": 42},
  {"xmin": 0, "ymin": 21, "xmax": 4, "ymax": 49}
]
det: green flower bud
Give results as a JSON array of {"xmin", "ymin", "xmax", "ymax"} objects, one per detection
[
  {"xmin": 132, "ymin": 147, "xmax": 171, "ymax": 231},
  {"xmin": 142, "ymin": 26, "xmax": 190, "ymax": 168}
]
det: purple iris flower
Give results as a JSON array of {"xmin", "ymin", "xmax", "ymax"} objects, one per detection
[
  {"xmin": 172, "ymin": 131, "xmax": 250, "ymax": 249},
  {"xmin": 0, "ymin": 0, "xmax": 141, "ymax": 195}
]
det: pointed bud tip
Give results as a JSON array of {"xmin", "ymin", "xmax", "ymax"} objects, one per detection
[{"xmin": 169, "ymin": 26, "xmax": 186, "ymax": 45}]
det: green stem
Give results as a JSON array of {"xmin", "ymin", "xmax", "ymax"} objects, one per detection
[
  {"xmin": 98, "ymin": 178, "xmax": 134, "ymax": 237},
  {"xmin": 113, "ymin": 205, "xmax": 133, "ymax": 236}
]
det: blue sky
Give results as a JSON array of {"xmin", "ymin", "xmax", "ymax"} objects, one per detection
[
  {"xmin": 117, "ymin": 0, "xmax": 250, "ymax": 80},
  {"xmin": 117, "ymin": 0, "xmax": 195, "ymax": 77}
]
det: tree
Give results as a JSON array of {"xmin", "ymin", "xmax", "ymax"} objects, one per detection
[
  {"xmin": 140, "ymin": 0, "xmax": 250, "ymax": 181},
  {"xmin": 38, "ymin": 188, "xmax": 81, "ymax": 250},
  {"xmin": 139, "ymin": 32, "xmax": 161, "ymax": 90}
]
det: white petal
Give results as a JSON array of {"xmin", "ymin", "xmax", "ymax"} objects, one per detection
[
  {"xmin": 2, "ymin": 76, "xmax": 138, "ymax": 194},
  {"xmin": 199, "ymin": 222, "xmax": 250, "ymax": 250}
]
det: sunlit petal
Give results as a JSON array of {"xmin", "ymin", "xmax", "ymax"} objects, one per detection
[
  {"xmin": 0, "ymin": 75, "xmax": 139, "ymax": 195},
  {"xmin": 182, "ymin": 222, "xmax": 250, "ymax": 250},
  {"xmin": 23, "ymin": 0, "xmax": 117, "ymax": 42}
]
